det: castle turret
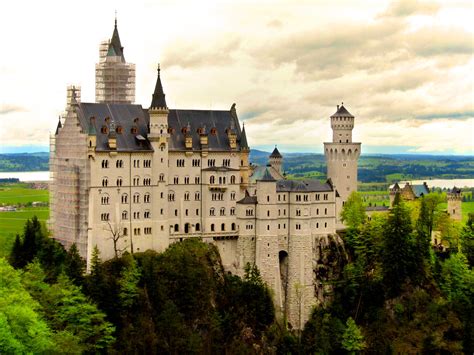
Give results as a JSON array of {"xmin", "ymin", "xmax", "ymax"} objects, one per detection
[
  {"xmin": 324, "ymin": 104, "xmax": 361, "ymax": 228},
  {"xmin": 447, "ymin": 187, "xmax": 462, "ymax": 221},
  {"xmin": 148, "ymin": 65, "xmax": 170, "ymax": 253},
  {"xmin": 269, "ymin": 146, "xmax": 283, "ymax": 175},
  {"xmin": 95, "ymin": 18, "xmax": 136, "ymax": 103}
]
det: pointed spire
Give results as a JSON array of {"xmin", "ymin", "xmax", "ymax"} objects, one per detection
[
  {"xmin": 108, "ymin": 16, "xmax": 125, "ymax": 61},
  {"xmin": 55, "ymin": 116, "xmax": 62, "ymax": 135},
  {"xmin": 240, "ymin": 123, "xmax": 249, "ymax": 150},
  {"xmin": 260, "ymin": 168, "xmax": 276, "ymax": 182},
  {"xmin": 150, "ymin": 63, "xmax": 167, "ymax": 109},
  {"xmin": 270, "ymin": 145, "xmax": 282, "ymax": 158}
]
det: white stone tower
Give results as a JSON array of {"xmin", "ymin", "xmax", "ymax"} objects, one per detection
[
  {"xmin": 447, "ymin": 187, "xmax": 462, "ymax": 222},
  {"xmin": 324, "ymin": 104, "xmax": 361, "ymax": 227},
  {"xmin": 95, "ymin": 19, "xmax": 136, "ymax": 104},
  {"xmin": 148, "ymin": 65, "xmax": 171, "ymax": 252}
]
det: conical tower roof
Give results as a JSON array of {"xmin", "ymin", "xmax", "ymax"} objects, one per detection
[
  {"xmin": 331, "ymin": 103, "xmax": 354, "ymax": 118},
  {"xmin": 108, "ymin": 18, "xmax": 125, "ymax": 61},
  {"xmin": 240, "ymin": 124, "xmax": 249, "ymax": 150},
  {"xmin": 270, "ymin": 146, "xmax": 282, "ymax": 158},
  {"xmin": 260, "ymin": 168, "xmax": 276, "ymax": 182},
  {"xmin": 150, "ymin": 65, "xmax": 167, "ymax": 109}
]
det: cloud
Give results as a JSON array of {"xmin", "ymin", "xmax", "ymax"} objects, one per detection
[
  {"xmin": 381, "ymin": 0, "xmax": 441, "ymax": 18},
  {"xmin": 0, "ymin": 104, "xmax": 26, "ymax": 115},
  {"xmin": 162, "ymin": 35, "xmax": 241, "ymax": 69}
]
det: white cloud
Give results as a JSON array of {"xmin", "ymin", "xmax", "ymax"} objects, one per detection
[{"xmin": 0, "ymin": 0, "xmax": 472, "ymax": 155}]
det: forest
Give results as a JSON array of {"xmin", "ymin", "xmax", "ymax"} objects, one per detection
[{"xmin": 1, "ymin": 192, "xmax": 473, "ymax": 353}]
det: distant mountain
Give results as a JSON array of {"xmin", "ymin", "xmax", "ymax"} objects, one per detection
[
  {"xmin": 0, "ymin": 152, "xmax": 49, "ymax": 172},
  {"xmin": 249, "ymin": 149, "xmax": 474, "ymax": 183}
]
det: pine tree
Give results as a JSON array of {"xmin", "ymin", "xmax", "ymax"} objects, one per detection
[
  {"xmin": 9, "ymin": 234, "xmax": 24, "ymax": 268},
  {"xmin": 118, "ymin": 255, "xmax": 141, "ymax": 309},
  {"xmin": 342, "ymin": 317, "xmax": 366, "ymax": 354},
  {"xmin": 382, "ymin": 193, "xmax": 416, "ymax": 295},
  {"xmin": 64, "ymin": 243, "xmax": 86, "ymax": 285}
]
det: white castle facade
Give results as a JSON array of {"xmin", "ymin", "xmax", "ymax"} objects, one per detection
[{"xmin": 50, "ymin": 23, "xmax": 361, "ymax": 328}]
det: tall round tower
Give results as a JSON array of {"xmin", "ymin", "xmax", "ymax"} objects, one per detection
[{"xmin": 324, "ymin": 104, "xmax": 361, "ymax": 227}]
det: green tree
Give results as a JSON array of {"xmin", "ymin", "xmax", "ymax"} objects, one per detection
[
  {"xmin": 381, "ymin": 193, "xmax": 417, "ymax": 295},
  {"xmin": 8, "ymin": 234, "xmax": 23, "ymax": 268},
  {"xmin": 64, "ymin": 243, "xmax": 86, "ymax": 285},
  {"xmin": 22, "ymin": 261, "xmax": 115, "ymax": 352},
  {"xmin": 460, "ymin": 214, "xmax": 474, "ymax": 267},
  {"xmin": 0, "ymin": 258, "xmax": 55, "ymax": 353},
  {"xmin": 118, "ymin": 255, "xmax": 141, "ymax": 309},
  {"xmin": 341, "ymin": 192, "xmax": 367, "ymax": 230},
  {"xmin": 342, "ymin": 317, "xmax": 366, "ymax": 354}
]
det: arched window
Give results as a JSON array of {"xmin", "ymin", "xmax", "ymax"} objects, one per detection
[
  {"xmin": 210, "ymin": 175, "xmax": 215, "ymax": 184},
  {"xmin": 221, "ymin": 223, "xmax": 225, "ymax": 231},
  {"xmin": 210, "ymin": 208, "xmax": 215, "ymax": 216},
  {"xmin": 231, "ymin": 222, "xmax": 236, "ymax": 231},
  {"xmin": 230, "ymin": 175, "xmax": 236, "ymax": 184},
  {"xmin": 159, "ymin": 173, "xmax": 165, "ymax": 182},
  {"xmin": 116, "ymin": 177, "xmax": 123, "ymax": 186},
  {"xmin": 122, "ymin": 211, "xmax": 128, "ymax": 220},
  {"xmin": 121, "ymin": 193, "xmax": 128, "ymax": 204},
  {"xmin": 144, "ymin": 193, "xmax": 151, "ymax": 203},
  {"xmin": 220, "ymin": 207, "xmax": 225, "ymax": 216},
  {"xmin": 174, "ymin": 224, "xmax": 179, "ymax": 232},
  {"xmin": 195, "ymin": 223, "xmax": 200, "ymax": 231},
  {"xmin": 133, "ymin": 193, "xmax": 140, "ymax": 203},
  {"xmin": 102, "ymin": 178, "xmax": 108, "ymax": 187},
  {"xmin": 211, "ymin": 223, "xmax": 215, "ymax": 232}
]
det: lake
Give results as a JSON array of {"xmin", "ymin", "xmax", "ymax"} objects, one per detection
[
  {"xmin": 0, "ymin": 171, "xmax": 50, "ymax": 182},
  {"xmin": 397, "ymin": 179, "xmax": 474, "ymax": 189}
]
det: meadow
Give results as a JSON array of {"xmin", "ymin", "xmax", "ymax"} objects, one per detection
[{"xmin": 0, "ymin": 183, "xmax": 49, "ymax": 257}]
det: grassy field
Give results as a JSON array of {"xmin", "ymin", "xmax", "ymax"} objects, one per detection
[
  {"xmin": 0, "ymin": 183, "xmax": 49, "ymax": 205},
  {"xmin": 0, "ymin": 183, "xmax": 49, "ymax": 258}
]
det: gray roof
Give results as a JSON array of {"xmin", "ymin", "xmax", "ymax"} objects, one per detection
[
  {"xmin": 167, "ymin": 108, "xmax": 244, "ymax": 151},
  {"xmin": 259, "ymin": 168, "xmax": 276, "ymax": 182},
  {"xmin": 331, "ymin": 104, "xmax": 354, "ymax": 118},
  {"xmin": 276, "ymin": 179, "xmax": 333, "ymax": 192},
  {"xmin": 72, "ymin": 102, "xmax": 245, "ymax": 153},
  {"xmin": 240, "ymin": 124, "xmax": 249, "ymax": 150},
  {"xmin": 237, "ymin": 190, "xmax": 258, "ymax": 205},
  {"xmin": 77, "ymin": 103, "xmax": 153, "ymax": 152},
  {"xmin": 150, "ymin": 66, "xmax": 167, "ymax": 109},
  {"xmin": 108, "ymin": 20, "xmax": 125, "ymax": 62},
  {"xmin": 270, "ymin": 146, "xmax": 282, "ymax": 158},
  {"xmin": 412, "ymin": 184, "xmax": 430, "ymax": 197}
]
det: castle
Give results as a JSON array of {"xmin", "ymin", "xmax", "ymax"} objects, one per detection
[{"xmin": 49, "ymin": 22, "xmax": 361, "ymax": 328}]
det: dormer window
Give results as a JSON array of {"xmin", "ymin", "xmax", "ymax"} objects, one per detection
[
  {"xmin": 210, "ymin": 127, "xmax": 217, "ymax": 135},
  {"xmin": 134, "ymin": 117, "xmax": 139, "ymax": 124},
  {"xmin": 116, "ymin": 125, "xmax": 123, "ymax": 134},
  {"xmin": 181, "ymin": 127, "xmax": 188, "ymax": 134},
  {"xmin": 197, "ymin": 127, "xmax": 204, "ymax": 134},
  {"xmin": 168, "ymin": 127, "xmax": 175, "ymax": 134},
  {"xmin": 131, "ymin": 126, "xmax": 138, "ymax": 134},
  {"xmin": 101, "ymin": 126, "xmax": 108, "ymax": 134}
]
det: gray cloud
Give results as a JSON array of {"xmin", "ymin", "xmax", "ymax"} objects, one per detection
[
  {"xmin": 381, "ymin": 0, "xmax": 441, "ymax": 18},
  {"xmin": 0, "ymin": 104, "xmax": 26, "ymax": 115}
]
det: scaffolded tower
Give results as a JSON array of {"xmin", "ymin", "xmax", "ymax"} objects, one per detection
[{"xmin": 95, "ymin": 19, "xmax": 135, "ymax": 104}]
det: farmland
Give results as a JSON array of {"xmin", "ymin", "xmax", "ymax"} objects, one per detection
[{"xmin": 0, "ymin": 183, "xmax": 49, "ymax": 257}]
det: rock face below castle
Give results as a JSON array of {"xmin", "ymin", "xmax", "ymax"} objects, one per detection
[{"xmin": 50, "ymin": 22, "xmax": 360, "ymax": 328}]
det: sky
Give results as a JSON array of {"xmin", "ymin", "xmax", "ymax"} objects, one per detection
[{"xmin": 0, "ymin": 0, "xmax": 473, "ymax": 155}]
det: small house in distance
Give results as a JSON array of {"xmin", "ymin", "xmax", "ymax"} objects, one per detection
[{"xmin": 389, "ymin": 181, "xmax": 430, "ymax": 206}]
